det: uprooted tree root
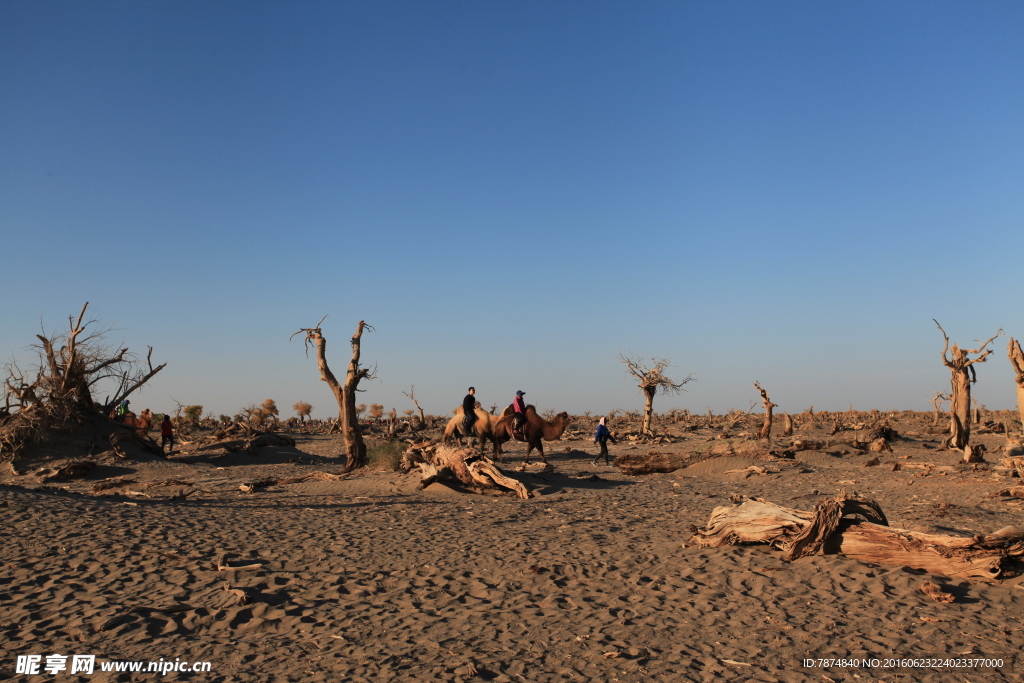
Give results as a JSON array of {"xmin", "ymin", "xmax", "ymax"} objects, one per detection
[
  {"xmin": 2, "ymin": 302, "xmax": 165, "ymax": 464},
  {"xmin": 691, "ymin": 491, "xmax": 1024, "ymax": 581},
  {"xmin": 402, "ymin": 442, "xmax": 530, "ymax": 499}
]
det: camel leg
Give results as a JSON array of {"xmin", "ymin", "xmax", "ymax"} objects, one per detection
[
  {"xmin": 536, "ymin": 440, "xmax": 547, "ymax": 464},
  {"xmin": 497, "ymin": 438, "xmax": 505, "ymax": 462}
]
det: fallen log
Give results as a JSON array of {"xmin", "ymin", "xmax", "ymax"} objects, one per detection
[
  {"xmin": 689, "ymin": 498, "xmax": 814, "ymax": 548},
  {"xmin": 692, "ymin": 493, "xmax": 1023, "ymax": 581},
  {"xmin": 994, "ymin": 486, "xmax": 1024, "ymax": 499},
  {"xmin": 403, "ymin": 443, "xmax": 529, "ymax": 498}
]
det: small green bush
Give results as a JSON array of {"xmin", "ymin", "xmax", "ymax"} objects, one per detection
[{"xmin": 367, "ymin": 440, "xmax": 404, "ymax": 471}]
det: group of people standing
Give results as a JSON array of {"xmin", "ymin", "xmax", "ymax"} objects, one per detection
[{"xmin": 460, "ymin": 387, "xmax": 618, "ymax": 466}]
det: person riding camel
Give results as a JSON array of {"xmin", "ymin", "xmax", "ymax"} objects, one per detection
[
  {"xmin": 116, "ymin": 399, "xmax": 130, "ymax": 421},
  {"xmin": 512, "ymin": 390, "xmax": 527, "ymax": 437},
  {"xmin": 462, "ymin": 387, "xmax": 478, "ymax": 436}
]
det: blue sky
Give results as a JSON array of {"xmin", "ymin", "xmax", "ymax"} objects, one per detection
[{"xmin": 1, "ymin": 1, "xmax": 1021, "ymax": 419}]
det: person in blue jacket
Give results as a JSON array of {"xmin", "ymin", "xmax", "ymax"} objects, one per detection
[{"xmin": 593, "ymin": 417, "xmax": 617, "ymax": 465}]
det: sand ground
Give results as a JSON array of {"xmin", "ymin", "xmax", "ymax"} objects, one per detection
[{"xmin": 2, "ymin": 419, "xmax": 1023, "ymax": 682}]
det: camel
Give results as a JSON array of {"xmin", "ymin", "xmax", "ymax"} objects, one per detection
[
  {"xmin": 121, "ymin": 410, "xmax": 153, "ymax": 438},
  {"xmin": 442, "ymin": 405, "xmax": 511, "ymax": 456},
  {"xmin": 494, "ymin": 405, "xmax": 570, "ymax": 465}
]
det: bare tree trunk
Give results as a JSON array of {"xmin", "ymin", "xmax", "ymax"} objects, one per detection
[
  {"xmin": 782, "ymin": 412, "xmax": 793, "ymax": 437},
  {"xmin": 934, "ymin": 321, "xmax": 1000, "ymax": 450},
  {"xmin": 947, "ymin": 366, "xmax": 972, "ymax": 450},
  {"xmin": 340, "ymin": 322, "xmax": 371, "ymax": 470},
  {"xmin": 295, "ymin": 318, "xmax": 374, "ymax": 473},
  {"xmin": 754, "ymin": 382, "xmax": 776, "ymax": 440},
  {"xmin": 641, "ymin": 387, "xmax": 656, "ymax": 435},
  {"xmin": 1010, "ymin": 339, "xmax": 1024, "ymax": 431},
  {"xmin": 931, "ymin": 391, "xmax": 947, "ymax": 426}
]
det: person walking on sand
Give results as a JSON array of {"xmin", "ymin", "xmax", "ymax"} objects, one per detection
[
  {"xmin": 593, "ymin": 417, "xmax": 617, "ymax": 465},
  {"xmin": 462, "ymin": 387, "xmax": 478, "ymax": 436},
  {"xmin": 160, "ymin": 414, "xmax": 175, "ymax": 454}
]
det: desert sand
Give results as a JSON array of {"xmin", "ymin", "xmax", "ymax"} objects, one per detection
[{"xmin": 2, "ymin": 415, "xmax": 1023, "ymax": 682}]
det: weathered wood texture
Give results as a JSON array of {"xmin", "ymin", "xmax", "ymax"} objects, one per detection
[
  {"xmin": 402, "ymin": 444, "xmax": 529, "ymax": 499},
  {"xmin": 753, "ymin": 382, "xmax": 777, "ymax": 440},
  {"xmin": 782, "ymin": 412, "xmax": 794, "ymax": 437},
  {"xmin": 933, "ymin": 320, "xmax": 1001, "ymax": 450},
  {"xmin": 1009, "ymin": 338, "xmax": 1024, "ymax": 430},
  {"xmin": 692, "ymin": 493, "xmax": 1024, "ymax": 581}
]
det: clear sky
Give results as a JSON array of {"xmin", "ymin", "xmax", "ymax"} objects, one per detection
[{"xmin": 2, "ymin": 1, "xmax": 1021, "ymax": 420}]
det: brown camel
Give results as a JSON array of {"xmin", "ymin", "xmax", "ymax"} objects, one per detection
[
  {"xmin": 442, "ymin": 405, "xmax": 511, "ymax": 456},
  {"xmin": 494, "ymin": 405, "xmax": 570, "ymax": 464},
  {"xmin": 121, "ymin": 410, "xmax": 153, "ymax": 439}
]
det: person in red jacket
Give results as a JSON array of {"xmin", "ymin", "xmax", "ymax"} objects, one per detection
[
  {"xmin": 160, "ymin": 415, "xmax": 175, "ymax": 455},
  {"xmin": 511, "ymin": 390, "xmax": 527, "ymax": 436}
]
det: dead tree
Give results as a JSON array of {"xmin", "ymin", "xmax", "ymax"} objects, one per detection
[
  {"xmin": 616, "ymin": 352, "xmax": 694, "ymax": 435},
  {"xmin": 930, "ymin": 391, "xmax": 949, "ymax": 426},
  {"xmin": 782, "ymin": 412, "xmax": 794, "ymax": 437},
  {"xmin": 1, "ymin": 302, "xmax": 165, "ymax": 459},
  {"xmin": 292, "ymin": 317, "xmax": 375, "ymax": 472},
  {"xmin": 933, "ymin": 320, "xmax": 1001, "ymax": 449},
  {"xmin": 402, "ymin": 385, "xmax": 426, "ymax": 427},
  {"xmin": 1009, "ymin": 338, "xmax": 1024, "ymax": 431},
  {"xmin": 753, "ymin": 381, "xmax": 777, "ymax": 440}
]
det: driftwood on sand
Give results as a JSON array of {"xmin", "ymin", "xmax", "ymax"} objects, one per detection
[
  {"xmin": 692, "ymin": 491, "xmax": 1024, "ymax": 581},
  {"xmin": 402, "ymin": 443, "xmax": 529, "ymax": 499}
]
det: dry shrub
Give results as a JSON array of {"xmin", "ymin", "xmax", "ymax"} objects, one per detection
[{"xmin": 367, "ymin": 440, "xmax": 404, "ymax": 471}]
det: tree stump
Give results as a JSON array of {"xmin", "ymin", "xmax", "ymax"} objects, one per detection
[{"xmin": 692, "ymin": 493, "xmax": 1024, "ymax": 581}]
